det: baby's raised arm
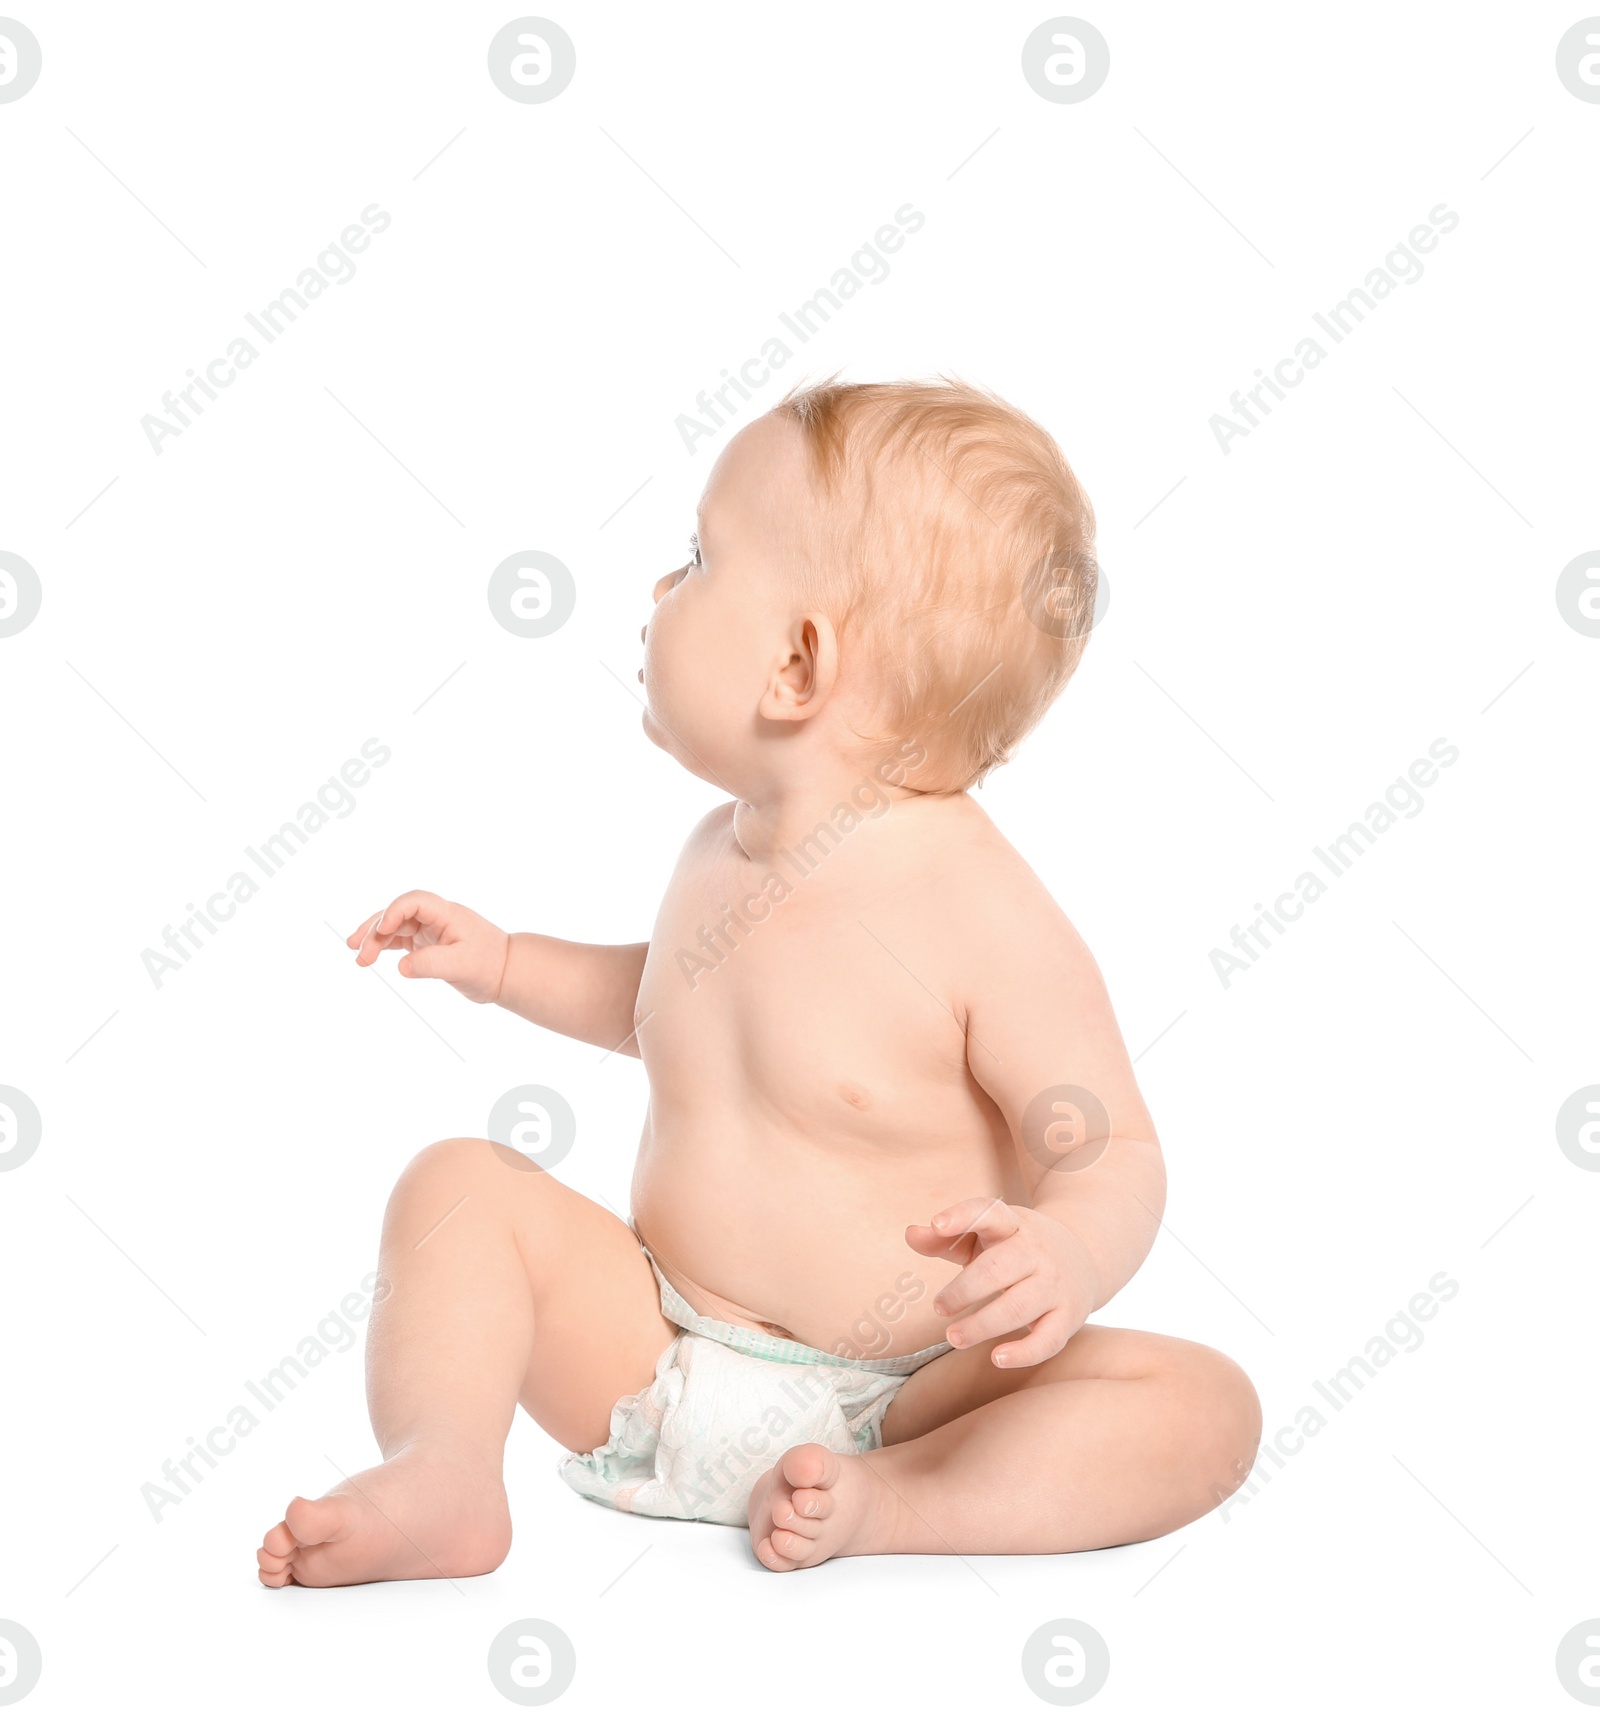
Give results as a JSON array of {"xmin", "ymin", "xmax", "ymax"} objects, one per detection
[{"xmin": 348, "ymin": 890, "xmax": 647, "ymax": 1055}]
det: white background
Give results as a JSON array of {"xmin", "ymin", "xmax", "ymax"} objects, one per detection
[{"xmin": 2, "ymin": 1, "xmax": 1597, "ymax": 1719}]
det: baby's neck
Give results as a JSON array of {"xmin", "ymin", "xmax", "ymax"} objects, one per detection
[{"xmin": 730, "ymin": 764, "xmax": 935, "ymax": 866}]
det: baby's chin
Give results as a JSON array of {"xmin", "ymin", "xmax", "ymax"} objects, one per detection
[{"xmin": 641, "ymin": 707, "xmax": 727, "ymax": 791}]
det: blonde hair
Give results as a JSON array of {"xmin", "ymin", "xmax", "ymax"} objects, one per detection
[{"xmin": 777, "ymin": 377, "xmax": 1097, "ymax": 790}]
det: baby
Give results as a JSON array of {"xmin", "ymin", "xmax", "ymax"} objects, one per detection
[{"xmin": 256, "ymin": 380, "xmax": 1260, "ymax": 1584}]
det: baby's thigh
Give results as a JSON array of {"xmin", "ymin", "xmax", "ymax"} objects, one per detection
[
  {"xmin": 509, "ymin": 1165, "xmax": 675, "ymax": 1449},
  {"xmin": 881, "ymin": 1323, "xmax": 1256, "ymax": 1448},
  {"xmin": 382, "ymin": 1138, "xmax": 672, "ymax": 1451}
]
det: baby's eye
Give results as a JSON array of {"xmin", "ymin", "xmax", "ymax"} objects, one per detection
[{"xmin": 686, "ymin": 532, "xmax": 702, "ymax": 568}]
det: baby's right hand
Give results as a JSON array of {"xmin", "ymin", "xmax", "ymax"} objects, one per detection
[{"xmin": 347, "ymin": 891, "xmax": 511, "ymax": 1005}]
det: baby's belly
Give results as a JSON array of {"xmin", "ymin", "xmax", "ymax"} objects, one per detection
[{"xmin": 629, "ymin": 1123, "xmax": 1022, "ymax": 1362}]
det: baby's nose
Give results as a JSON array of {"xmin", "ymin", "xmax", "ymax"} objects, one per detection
[{"xmin": 651, "ymin": 564, "xmax": 686, "ymax": 604}]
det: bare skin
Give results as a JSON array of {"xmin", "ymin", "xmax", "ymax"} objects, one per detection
[{"xmin": 258, "ymin": 410, "xmax": 1260, "ymax": 1586}]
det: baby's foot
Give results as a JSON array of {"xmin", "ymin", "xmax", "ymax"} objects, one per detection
[
  {"xmin": 256, "ymin": 1446, "xmax": 510, "ymax": 1588},
  {"xmin": 747, "ymin": 1442, "xmax": 898, "ymax": 1571}
]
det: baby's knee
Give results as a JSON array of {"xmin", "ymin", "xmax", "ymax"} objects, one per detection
[
  {"xmin": 389, "ymin": 1136, "xmax": 534, "ymax": 1207},
  {"xmin": 398, "ymin": 1135, "xmax": 496, "ymax": 1185},
  {"xmin": 1212, "ymin": 1350, "xmax": 1262, "ymax": 1453},
  {"xmin": 1178, "ymin": 1344, "xmax": 1261, "ymax": 1499},
  {"xmin": 387, "ymin": 1135, "xmax": 568, "ymax": 1229}
]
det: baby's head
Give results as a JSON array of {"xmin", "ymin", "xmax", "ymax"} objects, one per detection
[{"xmin": 641, "ymin": 379, "xmax": 1097, "ymax": 796}]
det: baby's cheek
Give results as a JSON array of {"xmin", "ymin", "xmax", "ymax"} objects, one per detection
[
  {"xmin": 645, "ymin": 649, "xmax": 695, "ymax": 726},
  {"xmin": 640, "ymin": 627, "xmax": 680, "ymax": 708}
]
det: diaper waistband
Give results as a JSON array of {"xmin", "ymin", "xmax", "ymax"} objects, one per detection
[{"xmin": 639, "ymin": 1241, "xmax": 951, "ymax": 1378}]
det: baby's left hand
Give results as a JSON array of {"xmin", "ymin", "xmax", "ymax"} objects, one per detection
[{"xmin": 907, "ymin": 1199, "xmax": 1100, "ymax": 1369}]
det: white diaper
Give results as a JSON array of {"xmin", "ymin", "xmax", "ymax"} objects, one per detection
[{"xmin": 559, "ymin": 1251, "xmax": 951, "ymax": 1527}]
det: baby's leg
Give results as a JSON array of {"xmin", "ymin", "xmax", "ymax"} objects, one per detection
[
  {"xmin": 257, "ymin": 1139, "xmax": 671, "ymax": 1587},
  {"xmin": 748, "ymin": 1326, "xmax": 1259, "ymax": 1569}
]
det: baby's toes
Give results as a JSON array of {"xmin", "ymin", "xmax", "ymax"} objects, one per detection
[
  {"xmin": 754, "ymin": 1532, "xmax": 802, "ymax": 1571},
  {"xmin": 257, "ymin": 1520, "xmax": 299, "ymax": 1585},
  {"xmin": 260, "ymin": 1520, "xmax": 297, "ymax": 1559},
  {"xmin": 779, "ymin": 1441, "xmax": 839, "ymax": 1494},
  {"xmin": 766, "ymin": 1522, "xmax": 822, "ymax": 1563},
  {"xmin": 789, "ymin": 1486, "xmax": 833, "ymax": 1522},
  {"xmin": 769, "ymin": 1486, "xmax": 827, "ymax": 1542}
]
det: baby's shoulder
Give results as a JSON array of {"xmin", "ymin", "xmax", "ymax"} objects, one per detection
[
  {"xmin": 662, "ymin": 800, "xmax": 739, "ymax": 881},
  {"xmin": 916, "ymin": 794, "xmax": 1050, "ymax": 890},
  {"xmin": 676, "ymin": 799, "xmax": 737, "ymax": 850},
  {"xmin": 915, "ymin": 797, "xmax": 1080, "ymax": 945}
]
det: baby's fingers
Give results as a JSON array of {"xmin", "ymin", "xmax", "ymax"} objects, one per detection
[
  {"xmin": 904, "ymin": 1222, "xmax": 981, "ymax": 1266},
  {"xmin": 398, "ymin": 944, "xmax": 468, "ymax": 984},
  {"xmin": 932, "ymin": 1241, "xmax": 1028, "ymax": 1319},
  {"xmin": 944, "ymin": 1278, "xmax": 1048, "ymax": 1351},
  {"xmin": 353, "ymin": 890, "xmax": 447, "ymax": 964},
  {"xmin": 352, "ymin": 914, "xmax": 417, "ymax": 967},
  {"xmin": 929, "ymin": 1197, "xmax": 1018, "ymax": 1248},
  {"xmin": 990, "ymin": 1311, "xmax": 1075, "ymax": 1371},
  {"xmin": 905, "ymin": 1198, "xmax": 1017, "ymax": 1265},
  {"xmin": 372, "ymin": 889, "xmax": 449, "ymax": 941},
  {"xmin": 346, "ymin": 910, "xmax": 383, "ymax": 950}
]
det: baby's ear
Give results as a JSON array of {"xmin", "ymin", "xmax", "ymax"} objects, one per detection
[{"xmin": 758, "ymin": 614, "xmax": 838, "ymax": 722}]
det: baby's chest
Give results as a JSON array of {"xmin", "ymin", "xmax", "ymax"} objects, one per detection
[{"xmin": 638, "ymin": 868, "xmax": 969, "ymax": 1120}]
